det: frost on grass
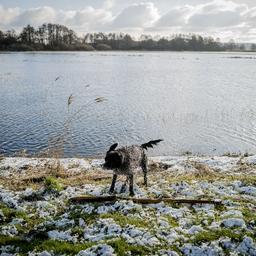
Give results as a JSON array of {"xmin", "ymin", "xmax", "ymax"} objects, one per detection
[
  {"xmin": 77, "ymin": 244, "xmax": 115, "ymax": 256},
  {"xmin": 0, "ymin": 155, "xmax": 255, "ymax": 255},
  {"xmin": 221, "ymin": 218, "xmax": 246, "ymax": 228}
]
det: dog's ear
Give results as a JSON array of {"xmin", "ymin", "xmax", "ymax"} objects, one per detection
[{"xmin": 108, "ymin": 143, "xmax": 118, "ymax": 152}]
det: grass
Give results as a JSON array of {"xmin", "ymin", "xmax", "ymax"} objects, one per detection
[
  {"xmin": 100, "ymin": 212, "xmax": 151, "ymax": 229},
  {"xmin": 44, "ymin": 176, "xmax": 63, "ymax": 192},
  {"xmin": 0, "ymin": 162, "xmax": 112, "ymax": 191},
  {"xmin": 162, "ymin": 168, "xmax": 256, "ymax": 186},
  {"xmin": 108, "ymin": 238, "xmax": 151, "ymax": 256},
  {"xmin": 36, "ymin": 240, "xmax": 95, "ymax": 255},
  {"xmin": 190, "ymin": 228, "xmax": 254, "ymax": 245},
  {"xmin": 68, "ymin": 205, "xmax": 99, "ymax": 226},
  {"xmin": 71, "ymin": 226, "xmax": 85, "ymax": 237},
  {"xmin": 37, "ymin": 92, "xmax": 106, "ymax": 159},
  {"xmin": 155, "ymin": 157, "xmax": 256, "ymax": 186},
  {"xmin": 0, "ymin": 236, "xmax": 95, "ymax": 255},
  {"xmin": 164, "ymin": 215, "xmax": 179, "ymax": 227},
  {"xmin": 1, "ymin": 155, "xmax": 255, "ymax": 191},
  {"xmin": 108, "ymin": 238, "xmax": 183, "ymax": 256},
  {"xmin": 222, "ymin": 152, "xmax": 243, "ymax": 157},
  {"xmin": 0, "ymin": 203, "xmax": 27, "ymax": 222},
  {"xmin": 0, "ymin": 203, "xmax": 50, "ymax": 237},
  {"xmin": 240, "ymin": 207, "xmax": 256, "ymax": 222}
]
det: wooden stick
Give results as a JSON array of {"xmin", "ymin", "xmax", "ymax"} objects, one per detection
[
  {"xmin": 70, "ymin": 195, "xmax": 117, "ymax": 203},
  {"xmin": 69, "ymin": 195, "xmax": 222, "ymax": 205}
]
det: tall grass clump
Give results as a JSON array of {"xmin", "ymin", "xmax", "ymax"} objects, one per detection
[{"xmin": 38, "ymin": 77, "xmax": 107, "ymax": 159}]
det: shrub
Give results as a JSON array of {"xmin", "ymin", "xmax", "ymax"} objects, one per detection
[
  {"xmin": 44, "ymin": 176, "xmax": 63, "ymax": 192},
  {"xmin": 95, "ymin": 43, "xmax": 112, "ymax": 51}
]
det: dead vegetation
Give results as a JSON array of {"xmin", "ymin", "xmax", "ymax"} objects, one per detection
[
  {"xmin": 0, "ymin": 155, "xmax": 4, "ymax": 162},
  {"xmin": 1, "ymin": 156, "xmax": 256, "ymax": 191},
  {"xmin": 0, "ymin": 159, "xmax": 113, "ymax": 191},
  {"xmin": 189, "ymin": 161, "xmax": 217, "ymax": 177}
]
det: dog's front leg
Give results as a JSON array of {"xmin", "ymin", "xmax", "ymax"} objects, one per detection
[
  {"xmin": 109, "ymin": 174, "xmax": 117, "ymax": 193},
  {"xmin": 143, "ymin": 172, "xmax": 148, "ymax": 187},
  {"xmin": 141, "ymin": 155, "xmax": 148, "ymax": 187},
  {"xmin": 120, "ymin": 176, "xmax": 129, "ymax": 193},
  {"xmin": 129, "ymin": 174, "xmax": 135, "ymax": 196}
]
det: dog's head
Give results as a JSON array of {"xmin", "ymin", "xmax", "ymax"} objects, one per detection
[{"xmin": 103, "ymin": 143, "xmax": 123, "ymax": 170}]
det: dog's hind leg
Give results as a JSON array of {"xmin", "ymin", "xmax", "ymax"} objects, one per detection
[
  {"xmin": 109, "ymin": 174, "xmax": 117, "ymax": 193},
  {"xmin": 128, "ymin": 174, "xmax": 135, "ymax": 196},
  {"xmin": 141, "ymin": 154, "xmax": 148, "ymax": 187}
]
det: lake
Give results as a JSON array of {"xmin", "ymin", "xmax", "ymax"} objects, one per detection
[{"xmin": 1, "ymin": 51, "xmax": 256, "ymax": 157}]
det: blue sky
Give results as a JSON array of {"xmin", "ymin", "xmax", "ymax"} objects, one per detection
[{"xmin": 1, "ymin": 0, "xmax": 256, "ymax": 42}]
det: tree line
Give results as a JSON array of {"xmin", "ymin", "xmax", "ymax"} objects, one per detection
[{"xmin": 0, "ymin": 23, "xmax": 255, "ymax": 52}]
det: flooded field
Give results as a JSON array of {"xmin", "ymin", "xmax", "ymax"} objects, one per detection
[{"xmin": 1, "ymin": 51, "xmax": 256, "ymax": 157}]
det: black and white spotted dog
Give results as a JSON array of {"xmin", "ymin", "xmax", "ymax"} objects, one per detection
[{"xmin": 103, "ymin": 140, "xmax": 163, "ymax": 196}]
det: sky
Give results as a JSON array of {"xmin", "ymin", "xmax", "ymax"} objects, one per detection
[{"xmin": 1, "ymin": 0, "xmax": 256, "ymax": 42}]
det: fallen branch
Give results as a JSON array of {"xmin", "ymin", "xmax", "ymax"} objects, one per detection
[
  {"xmin": 69, "ymin": 195, "xmax": 222, "ymax": 205},
  {"xmin": 22, "ymin": 176, "xmax": 46, "ymax": 183},
  {"xmin": 86, "ymin": 175, "xmax": 112, "ymax": 181}
]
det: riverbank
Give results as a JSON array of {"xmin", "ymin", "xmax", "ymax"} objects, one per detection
[{"xmin": 0, "ymin": 155, "xmax": 256, "ymax": 255}]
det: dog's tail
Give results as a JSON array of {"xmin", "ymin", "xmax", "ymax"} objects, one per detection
[{"xmin": 141, "ymin": 139, "xmax": 163, "ymax": 150}]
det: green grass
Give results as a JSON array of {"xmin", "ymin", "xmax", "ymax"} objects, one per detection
[
  {"xmin": 108, "ymin": 238, "xmax": 183, "ymax": 256},
  {"xmin": 0, "ymin": 203, "xmax": 27, "ymax": 222},
  {"xmin": 100, "ymin": 212, "xmax": 150, "ymax": 229},
  {"xmin": 44, "ymin": 176, "xmax": 63, "ymax": 192},
  {"xmin": 0, "ymin": 236, "xmax": 41, "ymax": 255},
  {"xmin": 0, "ymin": 203, "xmax": 47, "ymax": 235},
  {"xmin": 36, "ymin": 240, "xmax": 95, "ymax": 255},
  {"xmin": 69, "ymin": 207, "xmax": 97, "ymax": 225},
  {"xmin": 164, "ymin": 215, "xmax": 179, "ymax": 227},
  {"xmin": 108, "ymin": 238, "xmax": 150, "ymax": 256},
  {"xmin": 71, "ymin": 226, "xmax": 85, "ymax": 237},
  {"xmin": 241, "ymin": 207, "xmax": 256, "ymax": 222},
  {"xmin": 0, "ymin": 236, "xmax": 95, "ymax": 255},
  {"xmin": 191, "ymin": 228, "xmax": 254, "ymax": 245},
  {"xmin": 0, "ymin": 236, "xmax": 152, "ymax": 255}
]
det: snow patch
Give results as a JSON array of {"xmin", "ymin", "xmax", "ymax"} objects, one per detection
[
  {"xmin": 182, "ymin": 243, "xmax": 223, "ymax": 256},
  {"xmin": 77, "ymin": 244, "xmax": 115, "ymax": 256},
  {"xmin": 47, "ymin": 230, "xmax": 77, "ymax": 243},
  {"xmin": 221, "ymin": 218, "xmax": 246, "ymax": 228}
]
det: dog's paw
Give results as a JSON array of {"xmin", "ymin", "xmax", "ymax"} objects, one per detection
[
  {"xmin": 129, "ymin": 192, "xmax": 135, "ymax": 197},
  {"xmin": 120, "ymin": 184, "xmax": 127, "ymax": 193}
]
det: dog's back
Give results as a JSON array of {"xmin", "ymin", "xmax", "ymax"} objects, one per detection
[{"xmin": 114, "ymin": 145, "xmax": 144, "ymax": 174}]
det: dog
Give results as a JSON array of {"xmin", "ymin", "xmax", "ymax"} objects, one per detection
[{"xmin": 103, "ymin": 139, "xmax": 163, "ymax": 196}]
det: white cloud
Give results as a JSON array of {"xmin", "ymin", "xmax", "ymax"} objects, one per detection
[
  {"xmin": 187, "ymin": 0, "xmax": 246, "ymax": 29},
  {"xmin": 0, "ymin": 5, "xmax": 19, "ymax": 26},
  {"xmin": 103, "ymin": 0, "xmax": 115, "ymax": 10},
  {"xmin": 188, "ymin": 11, "xmax": 242, "ymax": 28},
  {"xmin": 112, "ymin": 2, "xmax": 159, "ymax": 29},
  {"xmin": 243, "ymin": 6, "xmax": 256, "ymax": 25},
  {"xmin": 0, "ymin": 4, "xmax": 113, "ymax": 33},
  {"xmin": 66, "ymin": 7, "xmax": 112, "ymax": 31},
  {"xmin": 13, "ymin": 6, "xmax": 56, "ymax": 27},
  {"xmin": 199, "ymin": 0, "xmax": 247, "ymax": 13},
  {"xmin": 155, "ymin": 6, "xmax": 192, "ymax": 27}
]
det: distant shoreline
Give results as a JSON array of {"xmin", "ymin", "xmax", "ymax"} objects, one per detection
[
  {"xmin": 1, "ymin": 49, "xmax": 256, "ymax": 53},
  {"xmin": 2, "ymin": 23, "xmax": 256, "ymax": 53}
]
